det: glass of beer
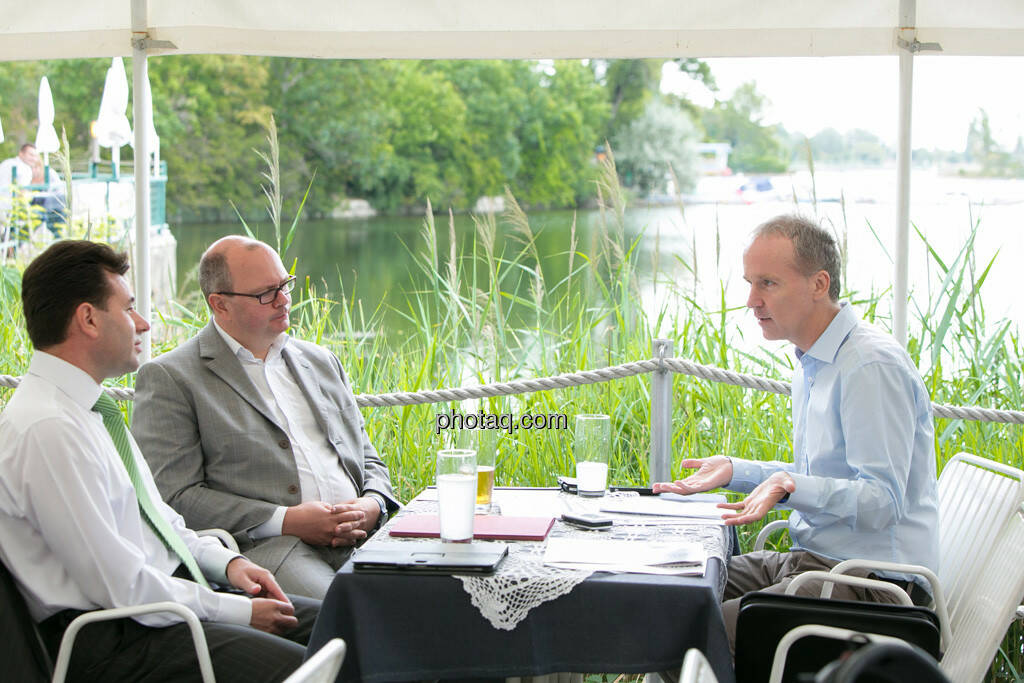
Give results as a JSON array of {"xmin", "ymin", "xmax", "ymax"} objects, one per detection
[
  {"xmin": 475, "ymin": 430, "xmax": 498, "ymax": 513},
  {"xmin": 437, "ymin": 449, "xmax": 477, "ymax": 543},
  {"xmin": 574, "ymin": 414, "xmax": 611, "ymax": 497}
]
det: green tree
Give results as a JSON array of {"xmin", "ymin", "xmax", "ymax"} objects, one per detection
[
  {"xmin": 810, "ymin": 127, "xmax": 844, "ymax": 163},
  {"xmin": 700, "ymin": 82, "xmax": 788, "ymax": 173},
  {"xmin": 612, "ymin": 99, "xmax": 698, "ymax": 194}
]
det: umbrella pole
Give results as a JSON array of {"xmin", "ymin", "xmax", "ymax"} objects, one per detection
[{"xmin": 132, "ymin": 0, "xmax": 152, "ymax": 361}]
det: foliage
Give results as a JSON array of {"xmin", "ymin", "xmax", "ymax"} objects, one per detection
[
  {"xmin": 965, "ymin": 109, "xmax": 1024, "ymax": 177},
  {"xmin": 809, "ymin": 127, "xmax": 892, "ymax": 166},
  {"xmin": 611, "ymin": 99, "xmax": 699, "ymax": 194},
  {"xmin": 700, "ymin": 81, "xmax": 790, "ymax": 173}
]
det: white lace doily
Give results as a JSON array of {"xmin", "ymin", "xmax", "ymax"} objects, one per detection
[{"xmin": 366, "ymin": 490, "xmax": 731, "ymax": 631}]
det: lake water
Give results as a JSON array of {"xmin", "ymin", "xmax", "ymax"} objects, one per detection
[{"xmin": 171, "ymin": 168, "xmax": 1023, "ymax": 346}]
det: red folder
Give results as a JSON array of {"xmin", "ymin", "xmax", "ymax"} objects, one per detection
[{"xmin": 388, "ymin": 514, "xmax": 555, "ymax": 541}]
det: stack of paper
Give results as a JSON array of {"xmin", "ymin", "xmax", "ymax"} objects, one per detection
[
  {"xmin": 543, "ymin": 538, "xmax": 706, "ymax": 576},
  {"xmin": 599, "ymin": 497, "xmax": 727, "ymax": 524}
]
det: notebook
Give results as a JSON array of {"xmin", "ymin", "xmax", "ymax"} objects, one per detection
[
  {"xmin": 352, "ymin": 542, "xmax": 510, "ymax": 575},
  {"xmin": 388, "ymin": 514, "xmax": 555, "ymax": 541}
]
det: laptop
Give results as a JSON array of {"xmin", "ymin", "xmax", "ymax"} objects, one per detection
[{"xmin": 352, "ymin": 542, "xmax": 510, "ymax": 575}]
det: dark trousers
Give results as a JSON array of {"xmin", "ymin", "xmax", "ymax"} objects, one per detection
[{"xmin": 38, "ymin": 595, "xmax": 321, "ymax": 683}]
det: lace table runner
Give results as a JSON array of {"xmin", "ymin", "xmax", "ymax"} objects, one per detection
[{"xmin": 364, "ymin": 489, "xmax": 731, "ymax": 631}]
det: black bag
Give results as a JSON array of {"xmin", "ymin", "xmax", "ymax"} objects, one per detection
[
  {"xmin": 0, "ymin": 558, "xmax": 52, "ymax": 683},
  {"xmin": 814, "ymin": 641, "xmax": 950, "ymax": 683},
  {"xmin": 734, "ymin": 591, "xmax": 942, "ymax": 683}
]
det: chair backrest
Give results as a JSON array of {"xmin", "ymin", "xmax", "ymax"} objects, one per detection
[
  {"xmin": 679, "ymin": 647, "xmax": 719, "ymax": 683},
  {"xmin": 283, "ymin": 638, "xmax": 347, "ymax": 683},
  {"xmin": 0, "ymin": 556, "xmax": 51, "ymax": 683},
  {"xmin": 940, "ymin": 502, "xmax": 1024, "ymax": 683},
  {"xmin": 936, "ymin": 453, "xmax": 1024, "ymax": 630}
]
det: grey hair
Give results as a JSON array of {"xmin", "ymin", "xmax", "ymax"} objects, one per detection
[
  {"xmin": 199, "ymin": 249, "xmax": 232, "ymax": 303},
  {"xmin": 752, "ymin": 214, "xmax": 841, "ymax": 301}
]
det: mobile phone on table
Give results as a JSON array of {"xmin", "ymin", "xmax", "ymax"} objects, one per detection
[{"xmin": 561, "ymin": 512, "xmax": 613, "ymax": 529}]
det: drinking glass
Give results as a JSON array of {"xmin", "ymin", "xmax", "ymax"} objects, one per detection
[
  {"xmin": 474, "ymin": 430, "xmax": 498, "ymax": 513},
  {"xmin": 436, "ymin": 449, "xmax": 477, "ymax": 542},
  {"xmin": 574, "ymin": 414, "xmax": 611, "ymax": 497}
]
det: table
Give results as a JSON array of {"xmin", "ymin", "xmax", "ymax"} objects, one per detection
[{"xmin": 307, "ymin": 489, "xmax": 736, "ymax": 683}]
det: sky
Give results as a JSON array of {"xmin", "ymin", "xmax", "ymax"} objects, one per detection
[{"xmin": 662, "ymin": 56, "xmax": 1024, "ymax": 152}]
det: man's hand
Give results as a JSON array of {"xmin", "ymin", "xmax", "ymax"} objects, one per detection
[
  {"xmin": 328, "ymin": 497, "xmax": 380, "ymax": 546},
  {"xmin": 283, "ymin": 501, "xmax": 365, "ymax": 546},
  {"xmin": 718, "ymin": 471, "xmax": 795, "ymax": 526},
  {"xmin": 249, "ymin": 598, "xmax": 298, "ymax": 635},
  {"xmin": 652, "ymin": 455, "xmax": 734, "ymax": 495},
  {"xmin": 226, "ymin": 556, "xmax": 291, "ymax": 603}
]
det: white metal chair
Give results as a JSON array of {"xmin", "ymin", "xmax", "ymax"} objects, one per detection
[
  {"xmin": 283, "ymin": 638, "xmax": 347, "ymax": 683},
  {"xmin": 754, "ymin": 452, "xmax": 1024, "ymax": 683},
  {"xmin": 678, "ymin": 647, "xmax": 719, "ymax": 683}
]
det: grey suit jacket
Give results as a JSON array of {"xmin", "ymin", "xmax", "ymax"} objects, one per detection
[{"xmin": 131, "ymin": 322, "xmax": 398, "ymax": 564}]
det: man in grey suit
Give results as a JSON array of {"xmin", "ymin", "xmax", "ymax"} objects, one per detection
[{"xmin": 133, "ymin": 236, "xmax": 399, "ymax": 599}]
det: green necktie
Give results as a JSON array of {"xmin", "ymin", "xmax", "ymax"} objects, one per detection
[{"xmin": 92, "ymin": 392, "xmax": 211, "ymax": 588}]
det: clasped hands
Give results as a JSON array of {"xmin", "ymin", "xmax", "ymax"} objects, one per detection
[
  {"xmin": 282, "ymin": 498, "xmax": 380, "ymax": 547},
  {"xmin": 652, "ymin": 455, "xmax": 795, "ymax": 526},
  {"xmin": 226, "ymin": 556, "xmax": 297, "ymax": 635}
]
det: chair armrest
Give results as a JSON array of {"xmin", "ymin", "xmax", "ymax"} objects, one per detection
[
  {"xmin": 828, "ymin": 558, "xmax": 950, "ymax": 651},
  {"xmin": 753, "ymin": 520, "xmax": 789, "ymax": 551},
  {"xmin": 786, "ymin": 570, "xmax": 914, "ymax": 606},
  {"xmin": 768, "ymin": 624, "xmax": 916, "ymax": 683},
  {"xmin": 1017, "ymin": 605, "xmax": 1024, "ymax": 621},
  {"xmin": 198, "ymin": 527, "xmax": 240, "ymax": 553},
  {"xmin": 52, "ymin": 602, "xmax": 214, "ymax": 683}
]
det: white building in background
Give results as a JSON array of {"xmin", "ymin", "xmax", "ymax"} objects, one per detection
[{"xmin": 695, "ymin": 143, "xmax": 732, "ymax": 176}]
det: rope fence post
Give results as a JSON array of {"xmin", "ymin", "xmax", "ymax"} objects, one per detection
[{"xmin": 649, "ymin": 339, "xmax": 674, "ymax": 485}]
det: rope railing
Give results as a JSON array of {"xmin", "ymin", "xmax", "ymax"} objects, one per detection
[{"xmin": 2, "ymin": 357, "xmax": 1021, "ymax": 424}]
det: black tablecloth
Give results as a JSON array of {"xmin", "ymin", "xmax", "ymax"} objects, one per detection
[{"xmin": 308, "ymin": 554, "xmax": 735, "ymax": 683}]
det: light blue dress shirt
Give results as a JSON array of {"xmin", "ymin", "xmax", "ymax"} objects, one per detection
[{"xmin": 729, "ymin": 302, "xmax": 939, "ymax": 576}]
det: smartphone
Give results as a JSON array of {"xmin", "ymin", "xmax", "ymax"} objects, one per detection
[{"xmin": 561, "ymin": 512, "xmax": 613, "ymax": 529}]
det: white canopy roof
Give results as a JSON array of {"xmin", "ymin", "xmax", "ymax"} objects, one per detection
[{"xmin": 3, "ymin": 0, "xmax": 1024, "ymax": 62}]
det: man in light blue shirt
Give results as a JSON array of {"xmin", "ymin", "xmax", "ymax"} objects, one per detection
[{"xmin": 655, "ymin": 214, "xmax": 938, "ymax": 647}]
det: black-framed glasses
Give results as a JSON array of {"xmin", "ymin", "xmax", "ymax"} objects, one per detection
[{"xmin": 215, "ymin": 276, "xmax": 296, "ymax": 305}]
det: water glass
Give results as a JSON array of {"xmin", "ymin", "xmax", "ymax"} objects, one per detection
[
  {"xmin": 574, "ymin": 414, "xmax": 611, "ymax": 497},
  {"xmin": 436, "ymin": 449, "xmax": 477, "ymax": 542}
]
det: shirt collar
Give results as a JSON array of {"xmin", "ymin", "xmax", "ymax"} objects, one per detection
[
  {"xmin": 212, "ymin": 318, "xmax": 288, "ymax": 363},
  {"xmin": 796, "ymin": 301, "xmax": 857, "ymax": 364},
  {"xmin": 26, "ymin": 351, "xmax": 104, "ymax": 411}
]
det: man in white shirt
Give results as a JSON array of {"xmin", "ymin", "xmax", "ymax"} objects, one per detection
[
  {"xmin": 0, "ymin": 143, "xmax": 38, "ymax": 189},
  {"xmin": 0, "ymin": 240, "xmax": 321, "ymax": 682},
  {"xmin": 132, "ymin": 236, "xmax": 399, "ymax": 599}
]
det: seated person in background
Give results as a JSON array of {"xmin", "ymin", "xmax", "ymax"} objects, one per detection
[
  {"xmin": 654, "ymin": 214, "xmax": 938, "ymax": 651},
  {"xmin": 133, "ymin": 236, "xmax": 399, "ymax": 600},
  {"xmin": 0, "ymin": 240, "xmax": 319, "ymax": 683},
  {"xmin": 0, "ymin": 143, "xmax": 38, "ymax": 188}
]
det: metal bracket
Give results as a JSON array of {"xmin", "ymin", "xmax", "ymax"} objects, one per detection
[
  {"xmin": 131, "ymin": 36, "xmax": 178, "ymax": 51},
  {"xmin": 897, "ymin": 36, "xmax": 942, "ymax": 53}
]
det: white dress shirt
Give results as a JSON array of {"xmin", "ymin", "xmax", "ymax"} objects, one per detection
[
  {"xmin": 213, "ymin": 321, "xmax": 359, "ymax": 538},
  {"xmin": 0, "ymin": 352, "xmax": 252, "ymax": 627}
]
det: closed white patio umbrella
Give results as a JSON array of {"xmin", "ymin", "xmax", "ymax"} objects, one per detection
[
  {"xmin": 35, "ymin": 76, "xmax": 59, "ymax": 183},
  {"xmin": 94, "ymin": 57, "xmax": 132, "ymax": 178}
]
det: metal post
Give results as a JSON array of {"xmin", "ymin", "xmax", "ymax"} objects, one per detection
[
  {"xmin": 894, "ymin": 0, "xmax": 916, "ymax": 347},
  {"xmin": 649, "ymin": 338, "xmax": 674, "ymax": 485},
  {"xmin": 132, "ymin": 0, "xmax": 152, "ymax": 362}
]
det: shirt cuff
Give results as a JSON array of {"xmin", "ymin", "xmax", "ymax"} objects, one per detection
[
  {"xmin": 212, "ymin": 592, "xmax": 254, "ymax": 626},
  {"xmin": 726, "ymin": 458, "xmax": 763, "ymax": 494},
  {"xmin": 197, "ymin": 542, "xmax": 245, "ymax": 585},
  {"xmin": 364, "ymin": 492, "xmax": 389, "ymax": 532},
  {"xmin": 785, "ymin": 472, "xmax": 819, "ymax": 511},
  {"xmin": 249, "ymin": 506, "xmax": 287, "ymax": 540}
]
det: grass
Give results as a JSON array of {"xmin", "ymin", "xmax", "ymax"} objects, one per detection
[{"xmin": 1, "ymin": 152, "xmax": 1022, "ymax": 679}]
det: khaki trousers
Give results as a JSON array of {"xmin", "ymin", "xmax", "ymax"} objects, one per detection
[{"xmin": 721, "ymin": 550, "xmax": 905, "ymax": 655}]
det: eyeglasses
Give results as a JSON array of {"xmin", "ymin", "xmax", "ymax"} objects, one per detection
[{"xmin": 215, "ymin": 276, "xmax": 296, "ymax": 305}]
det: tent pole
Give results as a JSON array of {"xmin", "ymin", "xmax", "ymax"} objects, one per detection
[
  {"xmin": 132, "ymin": 0, "xmax": 152, "ymax": 362},
  {"xmin": 894, "ymin": 0, "xmax": 915, "ymax": 347}
]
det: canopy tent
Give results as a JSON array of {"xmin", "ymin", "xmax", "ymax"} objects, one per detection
[{"xmin": 3, "ymin": 0, "xmax": 1024, "ymax": 359}]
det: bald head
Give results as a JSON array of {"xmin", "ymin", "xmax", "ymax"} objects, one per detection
[{"xmin": 198, "ymin": 236, "xmax": 274, "ymax": 305}]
